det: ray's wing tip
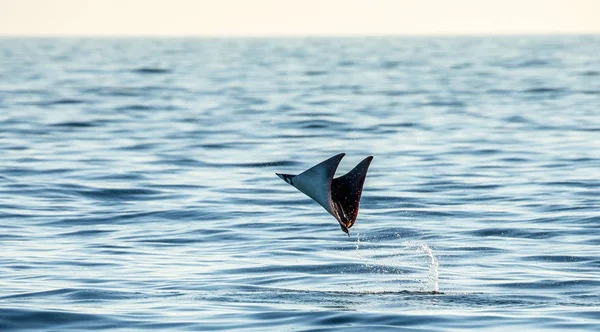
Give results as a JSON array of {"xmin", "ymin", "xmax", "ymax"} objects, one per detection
[
  {"xmin": 333, "ymin": 152, "xmax": 346, "ymax": 159},
  {"xmin": 359, "ymin": 155, "xmax": 374, "ymax": 167}
]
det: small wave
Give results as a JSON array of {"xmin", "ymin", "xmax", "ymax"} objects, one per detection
[
  {"xmin": 337, "ymin": 60, "xmax": 355, "ymax": 67},
  {"xmin": 59, "ymin": 229, "xmax": 114, "ymax": 237},
  {"xmin": 504, "ymin": 115, "xmax": 532, "ymax": 124},
  {"xmin": 132, "ymin": 67, "xmax": 171, "ymax": 74},
  {"xmin": 297, "ymin": 119, "xmax": 348, "ymax": 129},
  {"xmin": 234, "ymin": 160, "xmax": 299, "ymax": 168},
  {"xmin": 421, "ymin": 100, "xmax": 466, "ymax": 107},
  {"xmin": 495, "ymin": 279, "xmax": 600, "ymax": 289},
  {"xmin": 521, "ymin": 255, "xmax": 590, "ymax": 263},
  {"xmin": 0, "ymin": 307, "xmax": 117, "ymax": 331},
  {"xmin": 74, "ymin": 187, "xmax": 162, "ymax": 201},
  {"xmin": 470, "ymin": 228, "xmax": 559, "ymax": 239},
  {"xmin": 82, "ymin": 86, "xmax": 187, "ymax": 97},
  {"xmin": 380, "ymin": 90, "xmax": 427, "ymax": 96},
  {"xmin": 50, "ymin": 121, "xmax": 96, "ymax": 128},
  {"xmin": 451, "ymin": 62, "xmax": 473, "ymax": 70},
  {"xmin": 304, "ymin": 70, "xmax": 327, "ymax": 76},
  {"xmin": 523, "ymin": 87, "xmax": 566, "ymax": 94},
  {"xmin": 580, "ymin": 90, "xmax": 600, "ymax": 95},
  {"xmin": 115, "ymin": 104, "xmax": 162, "ymax": 111},
  {"xmin": 380, "ymin": 60, "xmax": 403, "ymax": 69},
  {"xmin": 498, "ymin": 59, "xmax": 550, "ymax": 68},
  {"xmin": 36, "ymin": 98, "xmax": 86, "ymax": 106}
]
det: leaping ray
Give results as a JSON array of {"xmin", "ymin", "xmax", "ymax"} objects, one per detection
[{"xmin": 276, "ymin": 153, "xmax": 373, "ymax": 236}]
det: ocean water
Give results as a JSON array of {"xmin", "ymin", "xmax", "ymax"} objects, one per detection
[{"xmin": 1, "ymin": 36, "xmax": 599, "ymax": 331}]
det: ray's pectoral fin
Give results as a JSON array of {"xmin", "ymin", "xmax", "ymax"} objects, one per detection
[
  {"xmin": 276, "ymin": 173, "xmax": 296, "ymax": 185},
  {"xmin": 280, "ymin": 153, "xmax": 345, "ymax": 214},
  {"xmin": 331, "ymin": 156, "xmax": 373, "ymax": 233}
]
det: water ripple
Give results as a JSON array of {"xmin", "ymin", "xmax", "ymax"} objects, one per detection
[{"xmin": 1, "ymin": 36, "xmax": 599, "ymax": 331}]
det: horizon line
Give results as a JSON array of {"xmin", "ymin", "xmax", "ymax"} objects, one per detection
[{"xmin": 1, "ymin": 31, "xmax": 599, "ymax": 38}]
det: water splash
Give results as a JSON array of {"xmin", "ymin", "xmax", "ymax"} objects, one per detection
[
  {"xmin": 418, "ymin": 243, "xmax": 440, "ymax": 293},
  {"xmin": 354, "ymin": 232, "xmax": 364, "ymax": 259},
  {"xmin": 353, "ymin": 234, "xmax": 439, "ymax": 293}
]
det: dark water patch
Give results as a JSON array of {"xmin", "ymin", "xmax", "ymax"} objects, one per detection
[
  {"xmin": 301, "ymin": 100, "xmax": 330, "ymax": 106},
  {"xmin": 523, "ymin": 87, "xmax": 566, "ymax": 94},
  {"xmin": 496, "ymin": 279, "xmax": 600, "ymax": 289},
  {"xmin": 275, "ymin": 103, "xmax": 295, "ymax": 112},
  {"xmin": 380, "ymin": 90, "xmax": 427, "ymax": 96},
  {"xmin": 504, "ymin": 115, "xmax": 532, "ymax": 124},
  {"xmin": 0, "ymin": 233, "xmax": 26, "ymax": 240},
  {"xmin": 292, "ymin": 119, "xmax": 348, "ymax": 129},
  {"xmin": 132, "ymin": 67, "xmax": 171, "ymax": 74},
  {"xmin": 337, "ymin": 60, "xmax": 355, "ymax": 67},
  {"xmin": 82, "ymin": 85, "xmax": 187, "ymax": 97},
  {"xmin": 50, "ymin": 121, "xmax": 97, "ymax": 128},
  {"xmin": 421, "ymin": 100, "xmax": 466, "ymax": 107},
  {"xmin": 558, "ymin": 157, "xmax": 598, "ymax": 163},
  {"xmin": 580, "ymin": 70, "xmax": 600, "ymax": 76},
  {"xmin": 0, "ymin": 88, "xmax": 47, "ymax": 95},
  {"xmin": 498, "ymin": 59, "xmax": 550, "ymax": 68},
  {"xmin": 59, "ymin": 229, "xmax": 114, "ymax": 237},
  {"xmin": 117, "ymin": 142, "xmax": 159, "ymax": 151},
  {"xmin": 473, "ymin": 148, "xmax": 502, "ymax": 155},
  {"xmin": 0, "ymin": 308, "xmax": 120, "ymax": 331},
  {"xmin": 451, "ymin": 62, "xmax": 473, "ymax": 70},
  {"xmin": 44, "ymin": 98, "xmax": 86, "ymax": 105},
  {"xmin": 521, "ymin": 255, "xmax": 590, "ymax": 263},
  {"xmin": 228, "ymin": 160, "xmax": 299, "ymax": 168},
  {"xmin": 453, "ymin": 246, "xmax": 507, "ymax": 253},
  {"xmin": 470, "ymin": 228, "xmax": 559, "ymax": 239},
  {"xmin": 151, "ymin": 156, "xmax": 205, "ymax": 167},
  {"xmin": 66, "ymin": 260, "xmax": 119, "ymax": 268},
  {"xmin": 587, "ymin": 260, "xmax": 600, "ymax": 267},
  {"xmin": 274, "ymin": 133, "xmax": 323, "ymax": 139},
  {"xmin": 115, "ymin": 104, "xmax": 163, "ymax": 111},
  {"xmin": 89, "ymin": 172, "xmax": 147, "ymax": 181},
  {"xmin": 133, "ymin": 237, "xmax": 205, "ymax": 245},
  {"xmin": 579, "ymin": 90, "xmax": 600, "ymax": 95},
  {"xmin": 543, "ymin": 180, "xmax": 596, "ymax": 188},
  {"xmin": 1, "ymin": 166, "xmax": 48, "ymax": 176},
  {"xmin": 199, "ymin": 142, "xmax": 231, "ymax": 149},
  {"xmin": 304, "ymin": 70, "xmax": 327, "ymax": 76},
  {"xmin": 486, "ymin": 88, "xmax": 515, "ymax": 95},
  {"xmin": 376, "ymin": 122, "xmax": 423, "ymax": 130},
  {"xmin": 151, "ymin": 184, "xmax": 208, "ymax": 191},
  {"xmin": 577, "ymin": 216, "xmax": 600, "ymax": 224},
  {"xmin": 74, "ymin": 187, "xmax": 162, "ymax": 201},
  {"xmin": 499, "ymin": 157, "xmax": 531, "ymax": 163},
  {"xmin": 380, "ymin": 60, "xmax": 404, "ymax": 69},
  {"xmin": 44, "ymin": 210, "xmax": 166, "ymax": 226},
  {"xmin": 65, "ymin": 288, "xmax": 145, "ymax": 301},
  {"xmin": 318, "ymin": 84, "xmax": 362, "ymax": 93}
]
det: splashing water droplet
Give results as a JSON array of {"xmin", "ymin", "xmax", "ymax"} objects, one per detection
[
  {"xmin": 355, "ymin": 232, "xmax": 364, "ymax": 259},
  {"xmin": 419, "ymin": 243, "xmax": 439, "ymax": 293}
]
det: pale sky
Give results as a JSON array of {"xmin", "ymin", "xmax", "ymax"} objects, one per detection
[{"xmin": 0, "ymin": 0, "xmax": 598, "ymax": 36}]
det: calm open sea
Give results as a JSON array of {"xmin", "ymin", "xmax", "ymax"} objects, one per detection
[{"xmin": 1, "ymin": 36, "xmax": 599, "ymax": 331}]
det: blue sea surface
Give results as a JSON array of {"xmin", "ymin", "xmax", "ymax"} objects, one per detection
[{"xmin": 1, "ymin": 36, "xmax": 599, "ymax": 331}]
